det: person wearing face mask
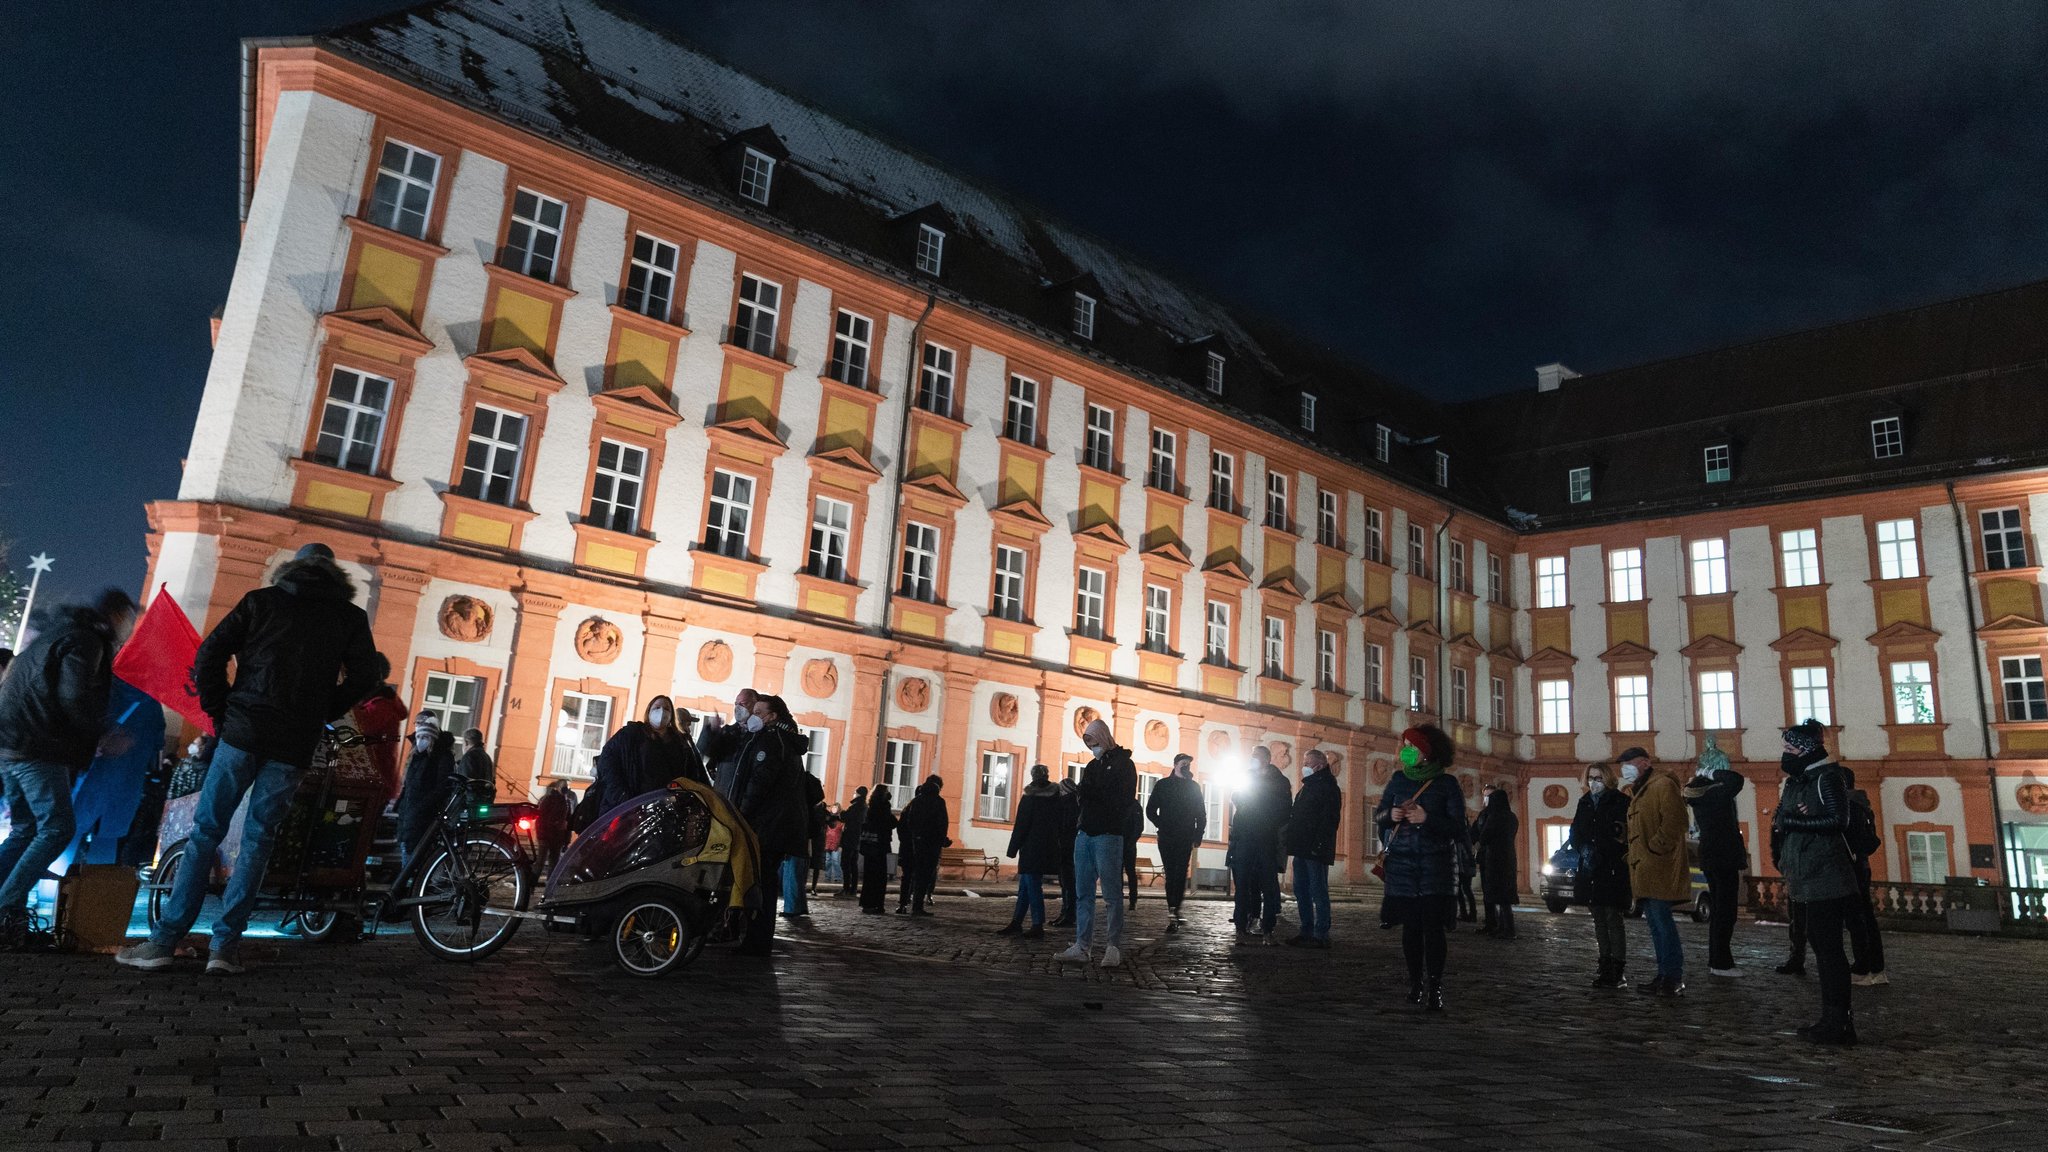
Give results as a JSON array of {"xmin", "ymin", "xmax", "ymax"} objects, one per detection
[
  {"xmin": 1772, "ymin": 719, "xmax": 1860, "ymax": 1045},
  {"xmin": 1058, "ymin": 718, "xmax": 1138, "ymax": 968},
  {"xmin": 577, "ymin": 695, "xmax": 706, "ymax": 830},
  {"xmin": 1567, "ymin": 762, "xmax": 1633, "ymax": 987},
  {"xmin": 1621, "ymin": 746, "xmax": 1688, "ymax": 997},
  {"xmin": 1283, "ymin": 748, "xmax": 1342, "ymax": 948},
  {"xmin": 394, "ymin": 718, "xmax": 456, "ymax": 869},
  {"xmin": 999, "ymin": 764, "xmax": 1060, "ymax": 937},
  {"xmin": 697, "ymin": 688, "xmax": 761, "ymax": 799},
  {"xmin": 1683, "ymin": 734, "xmax": 1748, "ymax": 978},
  {"xmin": 1146, "ymin": 754, "xmax": 1207, "ymax": 928},
  {"xmin": 731, "ymin": 694, "xmax": 811, "ymax": 957},
  {"xmin": 1227, "ymin": 746, "xmax": 1289, "ymax": 942},
  {"xmin": 1373, "ymin": 725, "xmax": 1465, "ymax": 1010}
]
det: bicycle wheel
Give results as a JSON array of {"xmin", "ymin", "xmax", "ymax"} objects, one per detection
[
  {"xmin": 408, "ymin": 833, "xmax": 531, "ymax": 961},
  {"xmin": 147, "ymin": 843, "xmax": 187, "ymax": 932},
  {"xmin": 611, "ymin": 897, "xmax": 693, "ymax": 977}
]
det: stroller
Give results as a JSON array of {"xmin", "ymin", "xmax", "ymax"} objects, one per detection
[{"xmin": 541, "ymin": 778, "xmax": 759, "ymax": 977}]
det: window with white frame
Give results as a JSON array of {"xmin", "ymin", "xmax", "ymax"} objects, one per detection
[
  {"xmin": 806, "ymin": 496, "xmax": 852, "ymax": 581},
  {"xmin": 1365, "ymin": 507, "xmax": 1385, "ymax": 564},
  {"xmin": 1567, "ymin": 466, "xmax": 1592, "ymax": 504},
  {"xmin": 1004, "ymin": 375, "xmax": 1038, "ymax": 443},
  {"xmin": 1698, "ymin": 670, "xmax": 1738, "ymax": 730},
  {"xmin": 1209, "ymin": 450, "xmax": 1235, "ymax": 512},
  {"xmin": 738, "ymin": 147, "xmax": 775, "ymax": 204},
  {"xmin": 1890, "ymin": 660, "xmax": 1936, "ymax": 724},
  {"xmin": 1409, "ymin": 655, "xmax": 1428, "ymax": 712},
  {"xmin": 1266, "ymin": 471, "xmax": 1290, "ymax": 531},
  {"xmin": 899, "ymin": 522, "xmax": 939, "ymax": 602},
  {"xmin": 1435, "ymin": 451, "xmax": 1449, "ymax": 487},
  {"xmin": 419, "ymin": 672, "xmax": 481, "ymax": 737},
  {"xmin": 1791, "ymin": 665, "xmax": 1833, "ymax": 726},
  {"xmin": 802, "ymin": 728, "xmax": 829, "ymax": 780},
  {"xmin": 1205, "ymin": 351, "xmax": 1226, "ymax": 394},
  {"xmin": 828, "ymin": 309, "xmax": 873, "ymax": 388},
  {"xmin": 1536, "ymin": 555, "xmax": 1568, "ymax": 609},
  {"xmin": 704, "ymin": 469, "xmax": 755, "ymax": 557},
  {"xmin": 367, "ymin": 140, "xmax": 439, "ymax": 239},
  {"xmin": 1373, "ymin": 424, "xmax": 1391, "ymax": 462},
  {"xmin": 1487, "ymin": 553, "xmax": 1504, "ymax": 604},
  {"xmin": 732, "ymin": 273, "xmax": 781, "ymax": 356},
  {"xmin": 1074, "ymin": 567, "xmax": 1106, "ymax": 640},
  {"xmin": 1205, "ymin": 600, "xmax": 1231, "ymax": 665},
  {"xmin": 1299, "ymin": 392, "xmax": 1318, "ymax": 431},
  {"xmin": 1613, "ymin": 674, "xmax": 1650, "ymax": 732},
  {"xmin": 1366, "ymin": 643, "xmax": 1385, "ymax": 703},
  {"xmin": 1451, "ymin": 666, "xmax": 1470, "ymax": 720},
  {"xmin": 1490, "ymin": 676, "xmax": 1507, "ymax": 730},
  {"xmin": 1083, "ymin": 403, "xmax": 1116, "ymax": 471},
  {"xmin": 457, "ymin": 406, "xmax": 527, "ymax": 505},
  {"xmin": 1906, "ymin": 829, "xmax": 1949, "ymax": 884},
  {"xmin": 883, "ymin": 737, "xmax": 921, "ymax": 802},
  {"xmin": 1781, "ymin": 528, "xmax": 1822, "ymax": 587},
  {"xmin": 979, "ymin": 750, "xmax": 1014, "ymax": 821},
  {"xmin": 1143, "ymin": 584, "xmax": 1172, "ymax": 652},
  {"xmin": 1982, "ymin": 508, "xmax": 2028, "ymax": 571},
  {"xmin": 587, "ymin": 439, "xmax": 647, "ymax": 533},
  {"xmin": 992, "ymin": 545, "xmax": 1028, "ymax": 622},
  {"xmin": 1704, "ymin": 443, "xmax": 1731, "ymax": 483},
  {"xmin": 1317, "ymin": 629, "xmax": 1339, "ymax": 691},
  {"xmin": 1538, "ymin": 679, "xmax": 1572, "ymax": 735},
  {"xmin": 1409, "ymin": 523, "xmax": 1428, "ymax": 577},
  {"xmin": 624, "ymin": 233, "xmax": 679, "ymax": 321},
  {"xmin": 1149, "ymin": 429, "xmax": 1178, "ymax": 491},
  {"xmin": 552, "ymin": 692, "xmax": 611, "ymax": 780},
  {"xmin": 2003, "ymin": 656, "xmax": 2048, "ymax": 721},
  {"xmin": 1263, "ymin": 616, "xmax": 1286, "ymax": 678},
  {"xmin": 1317, "ymin": 490, "xmax": 1341, "ymax": 549},
  {"xmin": 917, "ymin": 342, "xmax": 955, "ymax": 416},
  {"xmin": 312, "ymin": 367, "xmax": 392, "ymax": 474},
  {"xmin": 1072, "ymin": 293, "xmax": 1096, "ymax": 340},
  {"xmin": 504, "ymin": 188, "xmax": 566, "ymax": 281},
  {"xmin": 1448, "ymin": 539, "xmax": 1466, "ymax": 592},
  {"xmin": 1690, "ymin": 538, "xmax": 1729, "ymax": 595},
  {"xmin": 1871, "ymin": 416, "xmax": 1903, "ymax": 459},
  {"xmin": 1875, "ymin": 518, "xmax": 1921, "ymax": 579},
  {"xmin": 915, "ymin": 223, "xmax": 945, "ymax": 276},
  {"xmin": 1607, "ymin": 547, "xmax": 1643, "ymax": 603}
]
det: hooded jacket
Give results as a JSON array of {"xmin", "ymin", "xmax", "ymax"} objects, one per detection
[
  {"xmin": 1008, "ymin": 780, "xmax": 1063, "ymax": 875},
  {"xmin": 0, "ymin": 605, "xmax": 118, "ymax": 767},
  {"xmin": 192, "ymin": 555, "xmax": 380, "ymax": 768},
  {"xmin": 859, "ymin": 795, "xmax": 896, "ymax": 855},
  {"xmin": 1473, "ymin": 793, "xmax": 1520, "ymax": 898},
  {"xmin": 898, "ymin": 782, "xmax": 951, "ymax": 857},
  {"xmin": 839, "ymin": 795, "xmax": 866, "ymax": 851},
  {"xmin": 1683, "ymin": 767, "xmax": 1749, "ymax": 872},
  {"xmin": 583, "ymin": 721, "xmax": 707, "ymax": 822},
  {"xmin": 1147, "ymin": 773, "xmax": 1207, "ymax": 843},
  {"xmin": 1283, "ymin": 767, "xmax": 1342, "ymax": 865},
  {"xmin": 1076, "ymin": 745, "xmax": 1137, "ymax": 837},
  {"xmin": 1774, "ymin": 756, "xmax": 1860, "ymax": 903},
  {"xmin": 733, "ymin": 722, "xmax": 811, "ymax": 859},
  {"xmin": 1625, "ymin": 768, "xmax": 1692, "ymax": 903}
]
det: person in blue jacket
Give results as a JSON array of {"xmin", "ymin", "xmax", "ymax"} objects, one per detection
[{"xmin": 1373, "ymin": 724, "xmax": 1467, "ymax": 1011}]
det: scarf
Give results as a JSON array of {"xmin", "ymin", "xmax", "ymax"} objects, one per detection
[{"xmin": 1400, "ymin": 760, "xmax": 1445, "ymax": 783}]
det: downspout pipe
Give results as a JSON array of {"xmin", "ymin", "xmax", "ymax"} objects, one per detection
[
  {"xmin": 1435, "ymin": 511, "xmax": 1457, "ymax": 718},
  {"xmin": 868, "ymin": 293, "xmax": 939, "ymax": 787},
  {"xmin": 1946, "ymin": 482, "xmax": 2014, "ymax": 893}
]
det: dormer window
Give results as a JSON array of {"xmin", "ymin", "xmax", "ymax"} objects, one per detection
[
  {"xmin": 1567, "ymin": 466, "xmax": 1592, "ymax": 504},
  {"xmin": 1704, "ymin": 443, "xmax": 1731, "ymax": 483},
  {"xmin": 1299, "ymin": 392, "xmax": 1318, "ymax": 432},
  {"xmin": 1871, "ymin": 416, "xmax": 1903, "ymax": 459},
  {"xmin": 738, "ymin": 147, "xmax": 775, "ymax": 205},
  {"xmin": 1373, "ymin": 424, "xmax": 1391, "ymax": 462},
  {"xmin": 1205, "ymin": 351, "xmax": 1225, "ymax": 395},
  {"xmin": 1072, "ymin": 293, "xmax": 1096, "ymax": 340},
  {"xmin": 1435, "ymin": 451, "xmax": 1449, "ymax": 487},
  {"xmin": 916, "ymin": 224, "xmax": 945, "ymax": 276}
]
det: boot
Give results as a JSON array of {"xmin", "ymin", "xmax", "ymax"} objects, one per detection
[
  {"xmin": 1407, "ymin": 977, "xmax": 1425, "ymax": 1005},
  {"xmin": 1803, "ymin": 1012, "xmax": 1859, "ymax": 1046},
  {"xmin": 1498, "ymin": 909, "xmax": 1516, "ymax": 940},
  {"xmin": 995, "ymin": 921, "xmax": 1022, "ymax": 936},
  {"xmin": 1776, "ymin": 957, "xmax": 1806, "ymax": 976},
  {"xmin": 1613, "ymin": 960, "xmax": 1628, "ymax": 989},
  {"xmin": 1591, "ymin": 958, "xmax": 1616, "ymax": 988},
  {"xmin": 1424, "ymin": 978, "xmax": 1445, "ymax": 1012}
]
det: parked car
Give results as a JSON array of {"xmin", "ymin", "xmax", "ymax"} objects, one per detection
[{"xmin": 1539, "ymin": 841, "xmax": 1711, "ymax": 922}]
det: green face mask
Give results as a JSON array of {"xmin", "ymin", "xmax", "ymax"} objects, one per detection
[{"xmin": 1398, "ymin": 745, "xmax": 1422, "ymax": 768}]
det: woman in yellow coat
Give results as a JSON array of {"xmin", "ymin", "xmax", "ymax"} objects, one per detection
[{"xmin": 1620, "ymin": 747, "xmax": 1689, "ymax": 996}]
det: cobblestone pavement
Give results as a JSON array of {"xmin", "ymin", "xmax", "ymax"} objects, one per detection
[{"xmin": 4, "ymin": 889, "xmax": 2046, "ymax": 1151}]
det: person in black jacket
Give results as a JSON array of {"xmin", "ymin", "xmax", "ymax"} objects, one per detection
[
  {"xmin": 1473, "ymin": 786, "xmax": 1520, "ymax": 939},
  {"xmin": 535, "ymin": 779, "xmax": 575, "ymax": 874},
  {"xmin": 1374, "ymin": 725, "xmax": 1466, "ymax": 1011},
  {"xmin": 575, "ymin": 695, "xmax": 706, "ymax": 829},
  {"xmin": 697, "ymin": 687, "xmax": 760, "ymax": 799},
  {"xmin": 999, "ymin": 765, "xmax": 1060, "ymax": 937},
  {"xmin": 1229, "ymin": 746, "xmax": 1289, "ymax": 941},
  {"xmin": 1057, "ymin": 719, "xmax": 1137, "ymax": 967},
  {"xmin": 0, "ymin": 589, "xmax": 134, "ymax": 948},
  {"xmin": 1147, "ymin": 754, "xmax": 1206, "ymax": 927},
  {"xmin": 1840, "ymin": 767, "xmax": 1888, "ymax": 987},
  {"xmin": 1567, "ymin": 762, "xmax": 1633, "ymax": 987},
  {"xmin": 839, "ymin": 787, "xmax": 867, "ymax": 896},
  {"xmin": 783, "ymin": 769, "xmax": 825, "ymax": 917},
  {"xmin": 121, "ymin": 544, "xmax": 379, "ymax": 975},
  {"xmin": 1121, "ymin": 795, "xmax": 1144, "ymax": 912},
  {"xmin": 1284, "ymin": 748, "xmax": 1342, "ymax": 948},
  {"xmin": 456, "ymin": 728, "xmax": 495, "ymax": 804},
  {"xmin": 394, "ymin": 720, "xmax": 457, "ymax": 867},
  {"xmin": 731, "ymin": 695, "xmax": 811, "ymax": 956},
  {"xmin": 1050, "ymin": 777, "xmax": 1082, "ymax": 927},
  {"xmin": 1683, "ymin": 735, "xmax": 1748, "ymax": 977},
  {"xmin": 857, "ymin": 786, "xmax": 895, "ymax": 913},
  {"xmin": 1772, "ymin": 720, "xmax": 1860, "ymax": 1045},
  {"xmin": 896, "ymin": 775, "xmax": 950, "ymax": 915}
]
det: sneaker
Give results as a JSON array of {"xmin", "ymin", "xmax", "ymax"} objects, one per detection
[
  {"xmin": 206, "ymin": 944, "xmax": 248, "ymax": 976},
  {"xmin": 1100, "ymin": 945, "xmax": 1122, "ymax": 968},
  {"xmin": 1709, "ymin": 966, "xmax": 1743, "ymax": 978},
  {"xmin": 1853, "ymin": 971, "xmax": 1890, "ymax": 987},
  {"xmin": 1057, "ymin": 944, "xmax": 1090, "ymax": 964},
  {"xmin": 115, "ymin": 941, "xmax": 177, "ymax": 970}
]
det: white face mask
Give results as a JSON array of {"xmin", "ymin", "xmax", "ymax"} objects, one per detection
[
  {"xmin": 1620, "ymin": 764, "xmax": 1641, "ymax": 785},
  {"xmin": 1588, "ymin": 778, "xmax": 1605, "ymax": 794},
  {"xmin": 415, "ymin": 732, "xmax": 434, "ymax": 752},
  {"xmin": 744, "ymin": 714, "xmax": 765, "ymax": 733},
  {"xmin": 1084, "ymin": 743, "xmax": 1101, "ymax": 758},
  {"xmin": 187, "ymin": 741, "xmax": 201, "ymax": 757},
  {"xmin": 648, "ymin": 707, "xmax": 669, "ymax": 728}
]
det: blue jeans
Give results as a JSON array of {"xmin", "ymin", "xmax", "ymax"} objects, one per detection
[
  {"xmin": 1011, "ymin": 872, "xmax": 1044, "ymax": 927},
  {"xmin": 0, "ymin": 759, "xmax": 76, "ymax": 915},
  {"xmin": 780, "ymin": 856, "xmax": 808, "ymax": 915},
  {"xmin": 1073, "ymin": 831, "xmax": 1124, "ymax": 949},
  {"xmin": 1642, "ymin": 898, "xmax": 1683, "ymax": 983},
  {"xmin": 152, "ymin": 742, "xmax": 303, "ymax": 949},
  {"xmin": 1293, "ymin": 857, "xmax": 1331, "ymax": 941}
]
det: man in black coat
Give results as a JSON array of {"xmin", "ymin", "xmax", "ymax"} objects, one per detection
[
  {"xmin": 1229, "ymin": 746, "xmax": 1289, "ymax": 940},
  {"xmin": 0, "ymin": 589, "xmax": 135, "ymax": 949},
  {"xmin": 119, "ymin": 544, "xmax": 379, "ymax": 974},
  {"xmin": 1147, "ymin": 753, "xmax": 1207, "ymax": 926},
  {"xmin": 1683, "ymin": 737, "xmax": 1748, "ymax": 976},
  {"xmin": 697, "ymin": 687, "xmax": 760, "ymax": 798},
  {"xmin": 1049, "ymin": 777, "xmax": 1081, "ymax": 927},
  {"xmin": 1283, "ymin": 748, "xmax": 1342, "ymax": 948},
  {"xmin": 838, "ymin": 787, "xmax": 867, "ymax": 896},
  {"xmin": 896, "ymin": 775, "xmax": 949, "ymax": 915}
]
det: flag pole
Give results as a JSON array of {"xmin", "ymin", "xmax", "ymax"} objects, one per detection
[{"xmin": 12, "ymin": 553, "xmax": 52, "ymax": 650}]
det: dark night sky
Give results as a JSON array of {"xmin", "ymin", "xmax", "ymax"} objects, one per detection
[{"xmin": 7, "ymin": 1, "xmax": 2048, "ymax": 607}]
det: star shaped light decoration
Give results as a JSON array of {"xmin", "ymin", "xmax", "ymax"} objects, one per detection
[{"xmin": 27, "ymin": 553, "xmax": 53, "ymax": 575}]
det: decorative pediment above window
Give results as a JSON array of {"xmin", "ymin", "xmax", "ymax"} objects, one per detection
[
  {"xmin": 1203, "ymin": 554, "xmax": 1253, "ymax": 585},
  {"xmin": 1768, "ymin": 627, "xmax": 1840, "ymax": 654},
  {"xmin": 594, "ymin": 382, "xmax": 680, "ymax": 422},
  {"xmin": 1678, "ymin": 633, "xmax": 1744, "ymax": 660},
  {"xmin": 1144, "ymin": 536, "xmax": 1192, "ymax": 568},
  {"xmin": 1866, "ymin": 619, "xmax": 1940, "ymax": 647},
  {"xmin": 1260, "ymin": 571, "xmax": 1307, "ymax": 601},
  {"xmin": 1978, "ymin": 612, "xmax": 2048, "ymax": 635},
  {"xmin": 1598, "ymin": 639, "xmax": 1659, "ymax": 665},
  {"xmin": 1406, "ymin": 617, "xmax": 1443, "ymax": 641},
  {"xmin": 1362, "ymin": 604, "xmax": 1403, "ymax": 630},
  {"xmin": 990, "ymin": 498, "xmax": 1055, "ymax": 536},
  {"xmin": 703, "ymin": 413, "xmax": 788, "ymax": 453},
  {"xmin": 464, "ymin": 346, "xmax": 566, "ymax": 395},
  {"xmin": 1487, "ymin": 644, "xmax": 1526, "ymax": 668},
  {"xmin": 1448, "ymin": 631, "xmax": 1485, "ymax": 656},
  {"xmin": 903, "ymin": 471, "xmax": 968, "ymax": 509},
  {"xmin": 807, "ymin": 443, "xmax": 881, "ymax": 482},
  {"xmin": 320, "ymin": 307, "xmax": 434, "ymax": 358},
  {"xmin": 1524, "ymin": 646, "xmax": 1574, "ymax": 671},
  {"xmin": 1314, "ymin": 586, "xmax": 1359, "ymax": 614}
]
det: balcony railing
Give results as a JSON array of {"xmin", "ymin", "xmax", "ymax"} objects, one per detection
[{"xmin": 1745, "ymin": 875, "xmax": 2048, "ymax": 936}]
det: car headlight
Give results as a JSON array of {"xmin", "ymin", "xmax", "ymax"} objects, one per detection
[{"xmin": 1541, "ymin": 864, "xmax": 1556, "ymax": 876}]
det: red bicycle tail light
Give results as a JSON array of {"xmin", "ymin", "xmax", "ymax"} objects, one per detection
[{"xmin": 517, "ymin": 816, "xmax": 536, "ymax": 832}]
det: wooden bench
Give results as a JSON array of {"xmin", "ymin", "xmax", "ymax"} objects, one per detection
[
  {"xmin": 939, "ymin": 845, "xmax": 1000, "ymax": 880},
  {"xmin": 1134, "ymin": 863, "xmax": 1165, "ymax": 888}
]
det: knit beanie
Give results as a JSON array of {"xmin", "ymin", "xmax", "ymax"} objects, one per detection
[
  {"xmin": 1696, "ymin": 733, "xmax": 1729, "ymax": 776},
  {"xmin": 1781, "ymin": 719, "xmax": 1826, "ymax": 757}
]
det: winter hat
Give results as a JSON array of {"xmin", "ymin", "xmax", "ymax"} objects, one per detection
[
  {"xmin": 1782, "ymin": 719, "xmax": 1826, "ymax": 757},
  {"xmin": 1400, "ymin": 725, "xmax": 1454, "ymax": 768},
  {"xmin": 1615, "ymin": 746, "xmax": 1650, "ymax": 765},
  {"xmin": 294, "ymin": 542, "xmax": 336, "ymax": 562},
  {"xmin": 1696, "ymin": 733, "xmax": 1729, "ymax": 776}
]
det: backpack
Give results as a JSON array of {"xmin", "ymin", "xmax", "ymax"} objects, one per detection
[{"xmin": 1845, "ymin": 790, "xmax": 1881, "ymax": 858}]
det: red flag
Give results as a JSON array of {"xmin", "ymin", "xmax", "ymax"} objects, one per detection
[{"xmin": 113, "ymin": 585, "xmax": 214, "ymax": 735}]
